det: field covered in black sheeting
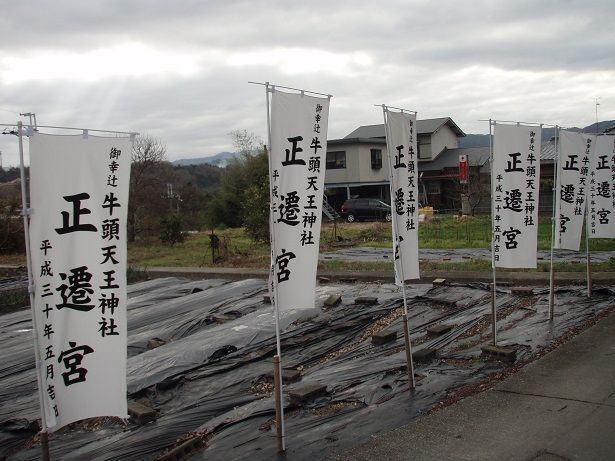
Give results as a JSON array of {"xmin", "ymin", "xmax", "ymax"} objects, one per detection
[
  {"xmin": 320, "ymin": 247, "xmax": 615, "ymax": 263},
  {"xmin": 1, "ymin": 277, "xmax": 613, "ymax": 460}
]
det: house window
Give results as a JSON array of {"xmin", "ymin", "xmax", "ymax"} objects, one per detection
[
  {"xmin": 370, "ymin": 149, "xmax": 382, "ymax": 169},
  {"xmin": 326, "ymin": 151, "xmax": 346, "ymax": 169}
]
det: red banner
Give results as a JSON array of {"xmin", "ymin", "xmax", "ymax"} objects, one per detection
[{"xmin": 459, "ymin": 154, "xmax": 468, "ymax": 183}]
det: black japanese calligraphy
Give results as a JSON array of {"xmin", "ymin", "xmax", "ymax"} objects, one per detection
[
  {"xmin": 282, "ymin": 136, "xmax": 306, "ymax": 166},
  {"xmin": 393, "ymin": 145, "xmax": 406, "ymax": 169},
  {"xmin": 55, "ymin": 193, "xmax": 97, "ymax": 234},
  {"xmin": 505, "ymin": 152, "xmax": 524, "ymax": 173},
  {"xmin": 56, "ymin": 266, "xmax": 95, "ymax": 312},
  {"xmin": 277, "ymin": 192, "xmax": 301, "ymax": 226},
  {"xmin": 275, "ymin": 249, "xmax": 296, "ymax": 283},
  {"xmin": 57, "ymin": 341, "xmax": 94, "ymax": 386},
  {"xmin": 502, "ymin": 227, "xmax": 521, "ymax": 249}
]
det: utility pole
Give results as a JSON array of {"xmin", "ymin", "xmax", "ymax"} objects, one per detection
[
  {"xmin": 166, "ymin": 183, "xmax": 181, "ymax": 212},
  {"xmin": 595, "ymin": 98, "xmax": 600, "ymax": 134},
  {"xmin": 19, "ymin": 112, "xmax": 38, "ymax": 130}
]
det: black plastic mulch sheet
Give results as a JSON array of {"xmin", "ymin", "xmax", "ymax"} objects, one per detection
[
  {"xmin": 320, "ymin": 247, "xmax": 615, "ymax": 263},
  {"xmin": 1, "ymin": 277, "xmax": 613, "ymax": 460},
  {"xmin": 0, "ymin": 277, "xmax": 28, "ymax": 294}
]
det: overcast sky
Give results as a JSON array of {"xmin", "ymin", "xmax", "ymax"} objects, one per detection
[{"xmin": 1, "ymin": 0, "xmax": 614, "ymax": 167}]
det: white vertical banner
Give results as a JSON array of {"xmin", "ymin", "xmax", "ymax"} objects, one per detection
[
  {"xmin": 29, "ymin": 133, "xmax": 131, "ymax": 430},
  {"xmin": 588, "ymin": 134, "xmax": 615, "ymax": 238},
  {"xmin": 555, "ymin": 131, "xmax": 593, "ymax": 250},
  {"xmin": 269, "ymin": 90, "xmax": 330, "ymax": 310},
  {"xmin": 492, "ymin": 123, "xmax": 542, "ymax": 268},
  {"xmin": 384, "ymin": 110, "xmax": 420, "ymax": 283}
]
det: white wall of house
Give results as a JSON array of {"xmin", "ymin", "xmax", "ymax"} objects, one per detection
[
  {"xmin": 356, "ymin": 145, "xmax": 389, "ymax": 183},
  {"xmin": 418, "ymin": 134, "xmax": 431, "ymax": 160},
  {"xmin": 325, "ymin": 142, "xmax": 389, "ymax": 185},
  {"xmin": 325, "ymin": 120, "xmax": 462, "ymax": 185},
  {"xmin": 429, "ymin": 124, "xmax": 459, "ymax": 159}
]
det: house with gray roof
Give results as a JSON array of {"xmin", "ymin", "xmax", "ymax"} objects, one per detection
[{"xmin": 324, "ymin": 118, "xmax": 556, "ymax": 214}]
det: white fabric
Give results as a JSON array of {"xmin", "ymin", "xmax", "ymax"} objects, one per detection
[
  {"xmin": 269, "ymin": 90, "xmax": 329, "ymax": 310},
  {"xmin": 384, "ymin": 110, "xmax": 420, "ymax": 283},
  {"xmin": 492, "ymin": 123, "xmax": 542, "ymax": 268},
  {"xmin": 29, "ymin": 133, "xmax": 130, "ymax": 430},
  {"xmin": 554, "ymin": 131, "xmax": 593, "ymax": 250},
  {"xmin": 588, "ymin": 134, "xmax": 615, "ymax": 239}
]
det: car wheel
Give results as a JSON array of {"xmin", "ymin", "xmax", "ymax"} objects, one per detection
[
  {"xmin": 385, "ymin": 212, "xmax": 392, "ymax": 222},
  {"xmin": 346, "ymin": 213, "xmax": 356, "ymax": 223}
]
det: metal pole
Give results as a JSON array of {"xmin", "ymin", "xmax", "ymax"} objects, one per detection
[
  {"xmin": 265, "ymin": 83, "xmax": 285, "ymax": 452},
  {"xmin": 489, "ymin": 119, "xmax": 498, "ymax": 345},
  {"xmin": 18, "ymin": 124, "xmax": 138, "ymax": 135},
  {"xmin": 586, "ymin": 197, "xmax": 592, "ymax": 298},
  {"xmin": 477, "ymin": 118, "xmax": 557, "ymax": 127},
  {"xmin": 402, "ymin": 307, "xmax": 416, "ymax": 389},
  {"xmin": 18, "ymin": 122, "xmax": 51, "ymax": 460},
  {"xmin": 382, "ymin": 105, "xmax": 415, "ymax": 391},
  {"xmin": 548, "ymin": 126, "xmax": 559, "ymax": 319}
]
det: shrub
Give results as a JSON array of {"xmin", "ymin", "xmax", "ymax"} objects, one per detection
[{"xmin": 159, "ymin": 214, "xmax": 185, "ymax": 246}]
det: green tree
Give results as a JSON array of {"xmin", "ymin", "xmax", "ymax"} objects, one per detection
[
  {"xmin": 207, "ymin": 130, "xmax": 270, "ymax": 241},
  {"xmin": 243, "ymin": 178, "xmax": 270, "ymax": 242},
  {"xmin": 0, "ymin": 197, "xmax": 25, "ymax": 253}
]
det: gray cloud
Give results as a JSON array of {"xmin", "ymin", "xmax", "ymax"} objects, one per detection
[{"xmin": 1, "ymin": 0, "xmax": 614, "ymax": 167}]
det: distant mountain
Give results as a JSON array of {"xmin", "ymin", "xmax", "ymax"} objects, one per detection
[
  {"xmin": 459, "ymin": 120, "xmax": 615, "ymax": 148},
  {"xmin": 578, "ymin": 120, "xmax": 615, "ymax": 134},
  {"xmin": 459, "ymin": 134, "xmax": 490, "ymax": 148},
  {"xmin": 173, "ymin": 151, "xmax": 239, "ymax": 168}
]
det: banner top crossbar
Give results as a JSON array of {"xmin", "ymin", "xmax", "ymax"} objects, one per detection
[
  {"xmin": 479, "ymin": 118, "xmax": 557, "ymax": 128},
  {"xmin": 377, "ymin": 104, "xmax": 417, "ymax": 114},
  {"xmin": 1, "ymin": 122, "xmax": 138, "ymax": 136},
  {"xmin": 249, "ymin": 81, "xmax": 332, "ymax": 99}
]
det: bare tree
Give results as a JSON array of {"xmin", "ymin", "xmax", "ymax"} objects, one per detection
[
  {"xmin": 131, "ymin": 135, "xmax": 167, "ymax": 164},
  {"xmin": 451, "ymin": 159, "xmax": 489, "ymax": 215},
  {"xmin": 228, "ymin": 129, "xmax": 264, "ymax": 158},
  {"xmin": 128, "ymin": 135, "xmax": 174, "ymax": 241}
]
